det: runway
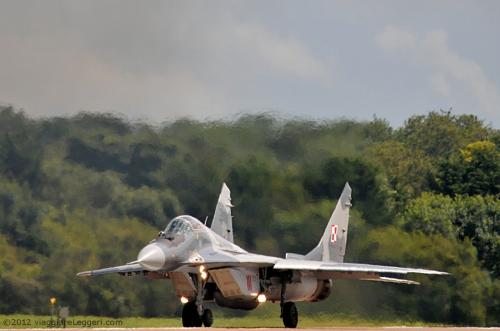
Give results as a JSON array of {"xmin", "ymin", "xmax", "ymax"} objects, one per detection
[{"xmin": 4, "ymin": 327, "xmax": 499, "ymax": 331}]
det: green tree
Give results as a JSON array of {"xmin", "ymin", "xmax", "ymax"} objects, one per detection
[
  {"xmin": 401, "ymin": 193, "xmax": 499, "ymax": 277},
  {"xmin": 368, "ymin": 140, "xmax": 433, "ymax": 209},
  {"xmin": 0, "ymin": 105, "xmax": 498, "ymax": 324},
  {"xmin": 435, "ymin": 140, "xmax": 499, "ymax": 195},
  {"xmin": 351, "ymin": 226, "xmax": 494, "ymax": 325},
  {"xmin": 303, "ymin": 157, "xmax": 393, "ymax": 226},
  {"xmin": 397, "ymin": 111, "xmax": 490, "ymax": 159}
]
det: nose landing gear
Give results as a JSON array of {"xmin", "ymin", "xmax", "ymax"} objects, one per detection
[
  {"xmin": 182, "ymin": 269, "xmax": 214, "ymax": 327},
  {"xmin": 181, "ymin": 302, "xmax": 213, "ymax": 327},
  {"xmin": 201, "ymin": 308, "xmax": 213, "ymax": 327},
  {"xmin": 181, "ymin": 301, "xmax": 202, "ymax": 327}
]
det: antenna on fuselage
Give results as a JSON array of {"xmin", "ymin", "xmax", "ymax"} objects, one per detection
[{"xmin": 204, "ymin": 216, "xmax": 208, "ymax": 225}]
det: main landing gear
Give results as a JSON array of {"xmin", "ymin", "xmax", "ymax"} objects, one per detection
[
  {"xmin": 280, "ymin": 274, "xmax": 298, "ymax": 328},
  {"xmin": 182, "ymin": 299, "xmax": 297, "ymax": 328},
  {"xmin": 282, "ymin": 302, "xmax": 298, "ymax": 328},
  {"xmin": 182, "ymin": 302, "xmax": 213, "ymax": 327}
]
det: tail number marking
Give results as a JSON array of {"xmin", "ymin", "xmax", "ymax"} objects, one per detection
[{"xmin": 331, "ymin": 224, "xmax": 338, "ymax": 243}]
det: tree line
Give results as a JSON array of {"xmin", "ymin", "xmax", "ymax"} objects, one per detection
[{"xmin": 0, "ymin": 107, "xmax": 498, "ymax": 325}]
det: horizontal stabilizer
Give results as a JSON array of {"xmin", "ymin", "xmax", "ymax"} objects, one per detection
[{"xmin": 369, "ymin": 277, "xmax": 421, "ymax": 285}]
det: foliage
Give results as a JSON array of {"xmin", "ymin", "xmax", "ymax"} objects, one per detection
[
  {"xmin": 435, "ymin": 141, "xmax": 499, "ymax": 195},
  {"xmin": 352, "ymin": 226, "xmax": 493, "ymax": 325},
  {"xmin": 395, "ymin": 111, "xmax": 489, "ymax": 159},
  {"xmin": 401, "ymin": 193, "xmax": 499, "ymax": 278},
  {"xmin": 0, "ymin": 106, "xmax": 498, "ymax": 325}
]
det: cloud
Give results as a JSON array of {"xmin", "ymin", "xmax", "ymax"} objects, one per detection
[
  {"xmin": 0, "ymin": 1, "xmax": 330, "ymax": 120},
  {"xmin": 429, "ymin": 73, "xmax": 451, "ymax": 97},
  {"xmin": 375, "ymin": 26, "xmax": 500, "ymax": 116},
  {"xmin": 233, "ymin": 23, "xmax": 327, "ymax": 81},
  {"xmin": 375, "ymin": 25, "xmax": 416, "ymax": 52},
  {"xmin": 0, "ymin": 33, "xmax": 229, "ymax": 121}
]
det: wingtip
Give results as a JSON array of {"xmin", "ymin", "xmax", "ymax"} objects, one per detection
[
  {"xmin": 76, "ymin": 271, "xmax": 92, "ymax": 277},
  {"xmin": 422, "ymin": 269, "xmax": 450, "ymax": 276}
]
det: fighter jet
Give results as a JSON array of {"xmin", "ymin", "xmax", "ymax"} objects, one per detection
[{"xmin": 77, "ymin": 182, "xmax": 447, "ymax": 328}]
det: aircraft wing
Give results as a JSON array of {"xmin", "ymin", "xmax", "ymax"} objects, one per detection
[
  {"xmin": 77, "ymin": 263, "xmax": 145, "ymax": 277},
  {"xmin": 274, "ymin": 260, "xmax": 447, "ymax": 275},
  {"xmin": 273, "ymin": 259, "xmax": 447, "ymax": 284}
]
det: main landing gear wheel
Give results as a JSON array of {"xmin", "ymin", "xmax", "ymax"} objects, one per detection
[
  {"xmin": 182, "ymin": 302, "xmax": 202, "ymax": 327},
  {"xmin": 282, "ymin": 302, "xmax": 298, "ymax": 328},
  {"xmin": 202, "ymin": 309, "xmax": 213, "ymax": 327}
]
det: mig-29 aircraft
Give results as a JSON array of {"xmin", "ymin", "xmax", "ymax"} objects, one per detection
[{"xmin": 77, "ymin": 182, "xmax": 447, "ymax": 328}]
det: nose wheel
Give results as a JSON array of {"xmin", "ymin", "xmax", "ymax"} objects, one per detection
[
  {"xmin": 182, "ymin": 268, "xmax": 214, "ymax": 327},
  {"xmin": 201, "ymin": 308, "xmax": 213, "ymax": 327},
  {"xmin": 181, "ymin": 302, "xmax": 202, "ymax": 327},
  {"xmin": 181, "ymin": 302, "xmax": 213, "ymax": 327}
]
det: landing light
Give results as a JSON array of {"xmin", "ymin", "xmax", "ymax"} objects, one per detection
[
  {"xmin": 180, "ymin": 296, "xmax": 189, "ymax": 304},
  {"xmin": 257, "ymin": 294, "xmax": 267, "ymax": 303},
  {"xmin": 199, "ymin": 266, "xmax": 208, "ymax": 280}
]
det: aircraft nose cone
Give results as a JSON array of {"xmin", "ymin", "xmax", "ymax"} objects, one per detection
[{"xmin": 137, "ymin": 244, "xmax": 166, "ymax": 271}]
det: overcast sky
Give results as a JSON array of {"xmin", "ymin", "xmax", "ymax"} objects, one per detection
[{"xmin": 0, "ymin": 0, "xmax": 499, "ymax": 127}]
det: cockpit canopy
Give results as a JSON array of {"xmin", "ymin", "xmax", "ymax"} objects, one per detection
[{"xmin": 164, "ymin": 215, "xmax": 198, "ymax": 236}]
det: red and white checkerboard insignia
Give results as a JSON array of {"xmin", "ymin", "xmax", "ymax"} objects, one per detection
[{"xmin": 331, "ymin": 224, "xmax": 338, "ymax": 243}]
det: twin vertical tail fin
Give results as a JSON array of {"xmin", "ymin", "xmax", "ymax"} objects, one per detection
[
  {"xmin": 210, "ymin": 183, "xmax": 234, "ymax": 242},
  {"xmin": 212, "ymin": 182, "xmax": 351, "ymax": 255},
  {"xmin": 305, "ymin": 182, "xmax": 352, "ymax": 263}
]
